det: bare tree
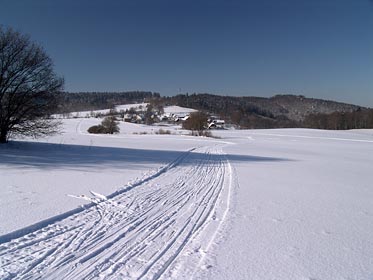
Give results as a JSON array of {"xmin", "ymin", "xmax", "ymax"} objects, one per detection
[
  {"xmin": 101, "ymin": 116, "xmax": 120, "ymax": 134},
  {"xmin": 0, "ymin": 26, "xmax": 63, "ymax": 143},
  {"xmin": 182, "ymin": 111, "xmax": 208, "ymax": 134}
]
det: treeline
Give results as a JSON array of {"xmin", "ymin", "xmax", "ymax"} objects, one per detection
[
  {"xmin": 56, "ymin": 91, "xmax": 373, "ymax": 130},
  {"xmin": 57, "ymin": 91, "xmax": 160, "ymax": 113},
  {"xmin": 303, "ymin": 109, "xmax": 373, "ymax": 130},
  {"xmin": 161, "ymin": 93, "xmax": 372, "ymax": 129},
  {"xmin": 162, "ymin": 93, "xmax": 299, "ymax": 129}
]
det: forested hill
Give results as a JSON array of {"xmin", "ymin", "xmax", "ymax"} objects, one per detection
[
  {"xmin": 161, "ymin": 94, "xmax": 371, "ymax": 129},
  {"xmin": 56, "ymin": 91, "xmax": 372, "ymax": 129},
  {"xmin": 266, "ymin": 95, "xmax": 362, "ymax": 121},
  {"xmin": 163, "ymin": 94, "xmax": 362, "ymax": 122},
  {"xmin": 57, "ymin": 91, "xmax": 160, "ymax": 113}
]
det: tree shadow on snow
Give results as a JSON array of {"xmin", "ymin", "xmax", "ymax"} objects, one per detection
[{"xmin": 0, "ymin": 141, "xmax": 292, "ymax": 170}]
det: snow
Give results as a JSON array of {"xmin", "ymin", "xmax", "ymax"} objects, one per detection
[
  {"xmin": 163, "ymin": 106, "xmax": 197, "ymax": 114},
  {"xmin": 207, "ymin": 128, "xmax": 373, "ymax": 280},
  {"xmin": 115, "ymin": 103, "xmax": 148, "ymax": 111},
  {"xmin": 56, "ymin": 104, "xmax": 195, "ymax": 119},
  {"xmin": 0, "ymin": 119, "xmax": 200, "ymax": 236},
  {"xmin": 1, "ymin": 117, "xmax": 373, "ymax": 279},
  {"xmin": 62, "ymin": 103, "xmax": 149, "ymax": 117}
]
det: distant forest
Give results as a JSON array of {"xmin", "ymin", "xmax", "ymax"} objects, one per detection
[
  {"xmin": 160, "ymin": 93, "xmax": 373, "ymax": 129},
  {"xmin": 303, "ymin": 109, "xmax": 373, "ymax": 130},
  {"xmin": 57, "ymin": 91, "xmax": 160, "ymax": 113},
  {"xmin": 57, "ymin": 91, "xmax": 373, "ymax": 130}
]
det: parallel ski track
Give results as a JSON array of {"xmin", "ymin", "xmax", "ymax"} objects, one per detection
[{"xmin": 0, "ymin": 145, "xmax": 231, "ymax": 280}]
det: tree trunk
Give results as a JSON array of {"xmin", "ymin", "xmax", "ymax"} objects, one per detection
[{"xmin": 0, "ymin": 130, "xmax": 8, "ymax": 143}]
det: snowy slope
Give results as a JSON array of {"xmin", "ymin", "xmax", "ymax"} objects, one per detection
[
  {"xmin": 1, "ymin": 119, "xmax": 373, "ymax": 279},
  {"xmin": 56, "ymin": 104, "xmax": 195, "ymax": 119},
  {"xmin": 163, "ymin": 106, "xmax": 197, "ymax": 114}
]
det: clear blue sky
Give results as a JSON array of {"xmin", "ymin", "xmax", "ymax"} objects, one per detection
[{"xmin": 1, "ymin": 0, "xmax": 373, "ymax": 107}]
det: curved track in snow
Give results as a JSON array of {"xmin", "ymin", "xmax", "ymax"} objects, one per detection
[{"xmin": 0, "ymin": 145, "xmax": 232, "ymax": 279}]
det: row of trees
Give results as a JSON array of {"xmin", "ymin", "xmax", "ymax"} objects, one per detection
[
  {"xmin": 160, "ymin": 93, "xmax": 373, "ymax": 129},
  {"xmin": 58, "ymin": 91, "xmax": 160, "ymax": 113},
  {"xmin": 303, "ymin": 109, "xmax": 373, "ymax": 130},
  {"xmin": 161, "ymin": 94, "xmax": 301, "ymax": 129}
]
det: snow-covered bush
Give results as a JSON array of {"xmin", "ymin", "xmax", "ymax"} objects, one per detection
[
  {"xmin": 88, "ymin": 116, "xmax": 120, "ymax": 134},
  {"xmin": 87, "ymin": 125, "xmax": 106, "ymax": 134},
  {"xmin": 155, "ymin": 129, "xmax": 171, "ymax": 135}
]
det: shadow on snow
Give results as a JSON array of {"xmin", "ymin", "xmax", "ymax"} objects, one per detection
[
  {"xmin": 0, "ymin": 140, "xmax": 292, "ymax": 243},
  {"xmin": 0, "ymin": 141, "xmax": 291, "ymax": 170}
]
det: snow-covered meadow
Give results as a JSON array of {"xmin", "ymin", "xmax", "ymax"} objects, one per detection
[{"xmin": 1, "ymin": 109, "xmax": 373, "ymax": 279}]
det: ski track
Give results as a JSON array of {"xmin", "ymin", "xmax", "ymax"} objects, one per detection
[{"xmin": 0, "ymin": 145, "xmax": 232, "ymax": 280}]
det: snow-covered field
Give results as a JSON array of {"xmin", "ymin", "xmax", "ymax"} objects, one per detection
[{"xmin": 1, "ymin": 116, "xmax": 373, "ymax": 279}]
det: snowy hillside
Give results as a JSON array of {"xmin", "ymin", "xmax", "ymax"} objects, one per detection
[
  {"xmin": 56, "ymin": 104, "xmax": 195, "ymax": 119},
  {"xmin": 1, "ymin": 117, "xmax": 373, "ymax": 279}
]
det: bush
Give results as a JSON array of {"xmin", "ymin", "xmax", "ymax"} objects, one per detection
[
  {"xmin": 88, "ymin": 116, "xmax": 120, "ymax": 134},
  {"xmin": 155, "ymin": 129, "xmax": 171, "ymax": 135},
  {"xmin": 190, "ymin": 130, "xmax": 213, "ymax": 137},
  {"xmin": 88, "ymin": 125, "xmax": 106, "ymax": 134}
]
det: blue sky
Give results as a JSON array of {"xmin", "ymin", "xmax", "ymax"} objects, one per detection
[{"xmin": 1, "ymin": 0, "xmax": 373, "ymax": 107}]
